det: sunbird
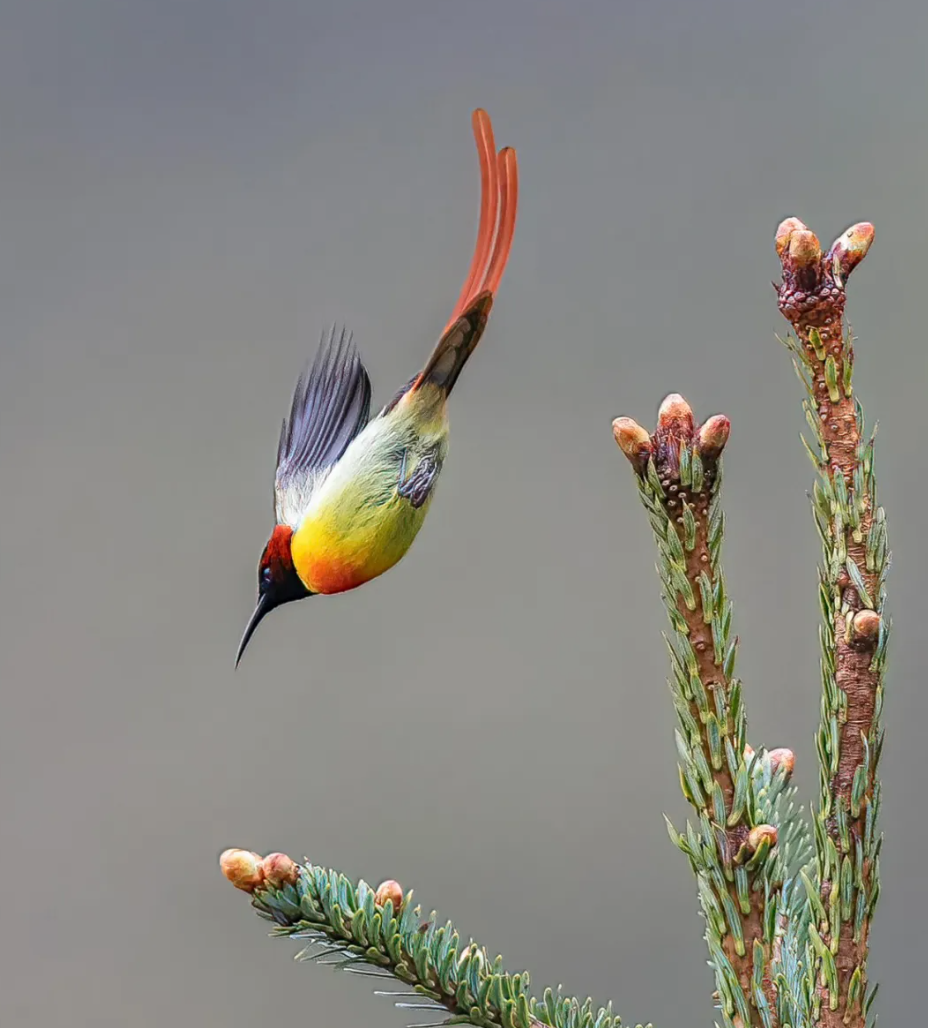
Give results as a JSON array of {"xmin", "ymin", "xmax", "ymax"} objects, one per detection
[{"xmin": 236, "ymin": 108, "xmax": 519, "ymax": 667}]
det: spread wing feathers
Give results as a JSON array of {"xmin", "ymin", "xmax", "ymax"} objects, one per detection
[{"xmin": 274, "ymin": 325, "xmax": 372, "ymax": 527}]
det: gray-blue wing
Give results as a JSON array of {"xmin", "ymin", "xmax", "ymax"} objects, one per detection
[{"xmin": 274, "ymin": 325, "xmax": 372, "ymax": 526}]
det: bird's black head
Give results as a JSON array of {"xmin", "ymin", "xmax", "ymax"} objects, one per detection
[{"xmin": 235, "ymin": 525, "xmax": 311, "ymax": 668}]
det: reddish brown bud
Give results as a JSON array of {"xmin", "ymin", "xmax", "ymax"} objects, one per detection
[
  {"xmin": 848, "ymin": 608, "xmax": 881, "ymax": 649},
  {"xmin": 262, "ymin": 852, "xmax": 299, "ymax": 888},
  {"xmin": 828, "ymin": 222, "xmax": 874, "ymax": 282},
  {"xmin": 612, "ymin": 417, "xmax": 652, "ymax": 466},
  {"xmin": 374, "ymin": 879, "xmax": 404, "ymax": 910},
  {"xmin": 787, "ymin": 228, "xmax": 822, "ymax": 269},
  {"xmin": 697, "ymin": 414, "xmax": 731, "ymax": 460},
  {"xmin": 775, "ymin": 217, "xmax": 808, "ymax": 258},
  {"xmin": 735, "ymin": 823, "xmax": 778, "ymax": 866},
  {"xmin": 220, "ymin": 848, "xmax": 266, "ymax": 892},
  {"xmin": 657, "ymin": 393, "xmax": 694, "ymax": 435},
  {"xmin": 747, "ymin": 824, "xmax": 778, "ymax": 851},
  {"xmin": 767, "ymin": 748, "xmax": 796, "ymax": 778}
]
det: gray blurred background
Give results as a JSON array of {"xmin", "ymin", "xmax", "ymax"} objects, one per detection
[{"xmin": 2, "ymin": 1, "xmax": 926, "ymax": 1024}]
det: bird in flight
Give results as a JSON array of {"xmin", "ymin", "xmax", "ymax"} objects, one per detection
[{"xmin": 236, "ymin": 108, "xmax": 519, "ymax": 667}]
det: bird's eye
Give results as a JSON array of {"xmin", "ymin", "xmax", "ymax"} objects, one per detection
[{"xmin": 260, "ymin": 565, "xmax": 273, "ymax": 588}]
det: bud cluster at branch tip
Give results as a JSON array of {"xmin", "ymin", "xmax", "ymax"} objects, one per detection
[
  {"xmin": 775, "ymin": 217, "xmax": 873, "ymax": 323},
  {"xmin": 612, "ymin": 393, "xmax": 730, "ymax": 479},
  {"xmin": 219, "ymin": 849, "xmax": 407, "ymax": 915},
  {"xmin": 220, "ymin": 848, "xmax": 298, "ymax": 893}
]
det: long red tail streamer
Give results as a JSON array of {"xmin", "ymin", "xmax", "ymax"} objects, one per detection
[{"xmin": 444, "ymin": 109, "xmax": 519, "ymax": 332}]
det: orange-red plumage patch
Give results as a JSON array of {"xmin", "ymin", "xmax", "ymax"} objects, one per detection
[
  {"xmin": 301, "ymin": 553, "xmax": 371, "ymax": 595},
  {"xmin": 264, "ymin": 525, "xmax": 295, "ymax": 580}
]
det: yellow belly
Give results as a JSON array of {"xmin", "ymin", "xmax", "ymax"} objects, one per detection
[{"xmin": 292, "ymin": 487, "xmax": 431, "ymax": 594}]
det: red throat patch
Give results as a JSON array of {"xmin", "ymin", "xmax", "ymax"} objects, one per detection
[{"xmin": 264, "ymin": 525, "xmax": 294, "ymax": 581}]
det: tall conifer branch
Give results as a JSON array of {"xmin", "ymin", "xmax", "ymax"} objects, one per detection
[
  {"xmin": 774, "ymin": 218, "xmax": 886, "ymax": 1028},
  {"xmin": 613, "ymin": 399, "xmax": 787, "ymax": 1028}
]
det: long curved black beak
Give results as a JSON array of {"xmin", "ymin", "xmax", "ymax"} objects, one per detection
[{"xmin": 235, "ymin": 594, "xmax": 271, "ymax": 669}]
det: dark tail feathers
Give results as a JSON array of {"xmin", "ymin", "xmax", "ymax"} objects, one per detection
[{"xmin": 413, "ymin": 292, "xmax": 494, "ymax": 396}]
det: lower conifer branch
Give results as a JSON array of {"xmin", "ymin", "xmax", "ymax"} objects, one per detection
[
  {"xmin": 219, "ymin": 849, "xmax": 648, "ymax": 1028},
  {"xmin": 774, "ymin": 219, "xmax": 887, "ymax": 1028},
  {"xmin": 613, "ymin": 401, "xmax": 783, "ymax": 1028}
]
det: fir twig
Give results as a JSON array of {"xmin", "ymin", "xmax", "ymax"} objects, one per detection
[
  {"xmin": 774, "ymin": 218, "xmax": 886, "ymax": 1028},
  {"xmin": 218, "ymin": 849, "xmax": 649, "ymax": 1028},
  {"xmin": 613, "ymin": 402, "xmax": 788, "ymax": 1028}
]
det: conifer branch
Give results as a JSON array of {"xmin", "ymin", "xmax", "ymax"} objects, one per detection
[
  {"xmin": 218, "ymin": 849, "xmax": 648, "ymax": 1028},
  {"xmin": 612, "ymin": 402, "xmax": 791, "ymax": 1028},
  {"xmin": 774, "ymin": 218, "xmax": 886, "ymax": 1028}
]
